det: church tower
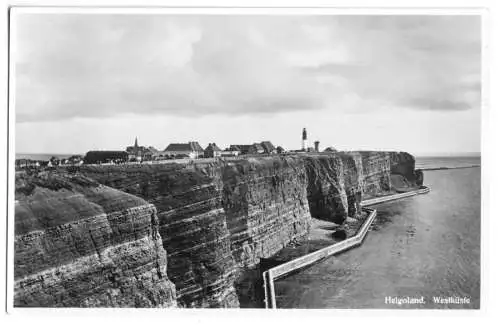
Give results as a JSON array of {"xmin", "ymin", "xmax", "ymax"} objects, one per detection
[{"xmin": 302, "ymin": 128, "xmax": 308, "ymax": 151}]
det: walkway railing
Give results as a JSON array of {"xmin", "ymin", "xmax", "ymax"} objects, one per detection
[
  {"xmin": 361, "ymin": 186, "xmax": 430, "ymax": 207},
  {"xmin": 262, "ymin": 185, "xmax": 431, "ymax": 309},
  {"xmin": 262, "ymin": 208, "xmax": 377, "ymax": 309}
]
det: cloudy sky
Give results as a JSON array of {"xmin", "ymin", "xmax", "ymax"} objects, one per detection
[{"xmin": 13, "ymin": 13, "xmax": 481, "ymax": 155}]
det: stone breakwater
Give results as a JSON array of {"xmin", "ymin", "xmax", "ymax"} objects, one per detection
[
  {"xmin": 14, "ymin": 151, "xmax": 421, "ymax": 308},
  {"xmin": 14, "ymin": 172, "xmax": 177, "ymax": 307}
]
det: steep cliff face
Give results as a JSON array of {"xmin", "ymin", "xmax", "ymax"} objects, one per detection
[
  {"xmin": 18, "ymin": 151, "xmax": 420, "ymax": 308},
  {"xmin": 14, "ymin": 172, "xmax": 176, "ymax": 307},
  {"xmin": 303, "ymin": 154, "xmax": 351, "ymax": 224},
  {"xmin": 79, "ymin": 156, "xmax": 311, "ymax": 307},
  {"xmin": 389, "ymin": 151, "xmax": 417, "ymax": 183},
  {"xmin": 302, "ymin": 151, "xmax": 398, "ymax": 224},
  {"xmin": 358, "ymin": 151, "xmax": 393, "ymax": 196},
  {"xmin": 76, "ymin": 164, "xmax": 238, "ymax": 307},
  {"xmin": 219, "ymin": 157, "xmax": 311, "ymax": 268}
]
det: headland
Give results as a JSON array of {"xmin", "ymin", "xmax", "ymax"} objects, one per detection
[{"xmin": 14, "ymin": 150, "xmax": 427, "ymax": 308}]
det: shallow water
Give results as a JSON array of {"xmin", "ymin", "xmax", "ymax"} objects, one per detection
[{"xmin": 274, "ymin": 167, "xmax": 481, "ymax": 309}]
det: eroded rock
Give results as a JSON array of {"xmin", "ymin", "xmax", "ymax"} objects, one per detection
[{"xmin": 14, "ymin": 172, "xmax": 176, "ymax": 307}]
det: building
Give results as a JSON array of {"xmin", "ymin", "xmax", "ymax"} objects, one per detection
[
  {"xmin": 302, "ymin": 128, "xmax": 308, "ymax": 151},
  {"xmin": 253, "ymin": 143, "xmax": 265, "ymax": 154},
  {"xmin": 221, "ymin": 149, "xmax": 240, "ymax": 157},
  {"xmin": 67, "ymin": 155, "xmax": 83, "ymax": 165},
  {"xmin": 324, "ymin": 147, "xmax": 338, "ymax": 153},
  {"xmin": 15, "ymin": 159, "xmax": 40, "ymax": 169},
  {"xmin": 164, "ymin": 142, "xmax": 204, "ymax": 159},
  {"xmin": 204, "ymin": 143, "xmax": 222, "ymax": 158},
  {"xmin": 260, "ymin": 141, "xmax": 276, "ymax": 154},
  {"xmin": 314, "ymin": 141, "xmax": 320, "ymax": 152},
  {"xmin": 49, "ymin": 156, "xmax": 61, "ymax": 166},
  {"xmin": 126, "ymin": 137, "xmax": 155, "ymax": 161},
  {"xmin": 84, "ymin": 151, "xmax": 129, "ymax": 164},
  {"xmin": 147, "ymin": 146, "xmax": 159, "ymax": 158},
  {"xmin": 229, "ymin": 143, "xmax": 265, "ymax": 155},
  {"xmin": 228, "ymin": 145, "xmax": 243, "ymax": 154}
]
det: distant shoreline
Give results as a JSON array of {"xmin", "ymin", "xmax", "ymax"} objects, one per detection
[{"xmin": 419, "ymin": 165, "xmax": 481, "ymax": 171}]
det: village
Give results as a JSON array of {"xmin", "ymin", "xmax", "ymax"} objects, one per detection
[{"xmin": 15, "ymin": 128, "xmax": 337, "ymax": 169}]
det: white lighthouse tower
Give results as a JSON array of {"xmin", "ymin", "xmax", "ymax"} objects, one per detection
[{"xmin": 302, "ymin": 128, "xmax": 308, "ymax": 151}]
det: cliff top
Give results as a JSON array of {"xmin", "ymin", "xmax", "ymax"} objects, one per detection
[{"xmin": 15, "ymin": 172, "xmax": 150, "ymax": 236}]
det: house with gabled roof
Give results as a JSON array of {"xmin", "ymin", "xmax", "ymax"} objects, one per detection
[
  {"xmin": 229, "ymin": 145, "xmax": 244, "ymax": 153},
  {"xmin": 204, "ymin": 143, "xmax": 222, "ymax": 158},
  {"xmin": 252, "ymin": 143, "xmax": 265, "ymax": 154},
  {"xmin": 260, "ymin": 141, "xmax": 276, "ymax": 154},
  {"xmin": 126, "ymin": 137, "xmax": 156, "ymax": 161},
  {"xmin": 221, "ymin": 148, "xmax": 240, "ymax": 157},
  {"xmin": 229, "ymin": 143, "xmax": 265, "ymax": 155},
  {"xmin": 164, "ymin": 141, "xmax": 204, "ymax": 159}
]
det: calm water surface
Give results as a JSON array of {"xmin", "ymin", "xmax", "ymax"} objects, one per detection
[
  {"xmin": 415, "ymin": 156, "xmax": 481, "ymax": 169},
  {"xmin": 275, "ymin": 167, "xmax": 481, "ymax": 309}
]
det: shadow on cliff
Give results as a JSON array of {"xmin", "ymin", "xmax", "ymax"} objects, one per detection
[
  {"xmin": 302, "ymin": 154, "xmax": 364, "ymax": 225},
  {"xmin": 234, "ymin": 265, "xmax": 266, "ymax": 308}
]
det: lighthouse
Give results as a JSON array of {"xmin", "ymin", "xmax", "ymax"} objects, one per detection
[{"xmin": 302, "ymin": 128, "xmax": 308, "ymax": 151}]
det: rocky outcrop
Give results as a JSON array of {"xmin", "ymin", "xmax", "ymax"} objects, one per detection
[
  {"xmin": 389, "ymin": 151, "xmax": 418, "ymax": 184},
  {"xmin": 14, "ymin": 151, "xmax": 420, "ymax": 308},
  {"xmin": 303, "ymin": 154, "xmax": 352, "ymax": 224},
  {"xmin": 415, "ymin": 169, "xmax": 424, "ymax": 186},
  {"xmin": 303, "ymin": 151, "xmax": 398, "ymax": 224},
  {"xmin": 14, "ymin": 172, "xmax": 176, "ymax": 307}
]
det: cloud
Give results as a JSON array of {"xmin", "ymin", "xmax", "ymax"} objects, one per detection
[
  {"xmin": 402, "ymin": 98, "xmax": 473, "ymax": 111},
  {"xmin": 14, "ymin": 14, "xmax": 481, "ymax": 123}
]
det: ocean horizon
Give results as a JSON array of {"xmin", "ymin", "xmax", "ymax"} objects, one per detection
[
  {"xmin": 15, "ymin": 152, "xmax": 481, "ymax": 159},
  {"xmin": 15, "ymin": 153, "xmax": 84, "ymax": 161}
]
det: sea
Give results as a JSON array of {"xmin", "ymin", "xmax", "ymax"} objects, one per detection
[
  {"xmin": 15, "ymin": 153, "xmax": 81, "ymax": 161},
  {"xmin": 274, "ymin": 156, "xmax": 481, "ymax": 309},
  {"xmin": 415, "ymin": 155, "xmax": 481, "ymax": 170}
]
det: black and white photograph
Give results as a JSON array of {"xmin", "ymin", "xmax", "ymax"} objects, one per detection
[{"xmin": 6, "ymin": 4, "xmax": 491, "ymax": 313}]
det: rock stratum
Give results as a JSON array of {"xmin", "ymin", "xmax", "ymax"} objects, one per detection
[
  {"xmin": 14, "ymin": 151, "xmax": 421, "ymax": 308},
  {"xmin": 14, "ymin": 172, "xmax": 176, "ymax": 307}
]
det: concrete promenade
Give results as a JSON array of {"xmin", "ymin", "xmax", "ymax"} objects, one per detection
[
  {"xmin": 361, "ymin": 186, "xmax": 430, "ymax": 207},
  {"xmin": 263, "ymin": 208, "xmax": 377, "ymax": 308},
  {"xmin": 262, "ymin": 186, "xmax": 430, "ymax": 309}
]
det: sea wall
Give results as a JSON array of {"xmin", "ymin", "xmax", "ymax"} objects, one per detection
[
  {"xmin": 14, "ymin": 172, "xmax": 177, "ymax": 307},
  {"xmin": 14, "ymin": 151, "xmax": 420, "ymax": 308},
  {"xmin": 263, "ymin": 208, "xmax": 378, "ymax": 308}
]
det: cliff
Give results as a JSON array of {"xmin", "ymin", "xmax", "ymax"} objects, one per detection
[
  {"xmin": 303, "ymin": 151, "xmax": 418, "ymax": 223},
  {"xmin": 75, "ymin": 151, "xmax": 419, "ymax": 307},
  {"xmin": 13, "ymin": 151, "xmax": 421, "ymax": 308},
  {"xmin": 78, "ymin": 156, "xmax": 312, "ymax": 307},
  {"xmin": 14, "ymin": 172, "xmax": 177, "ymax": 307}
]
